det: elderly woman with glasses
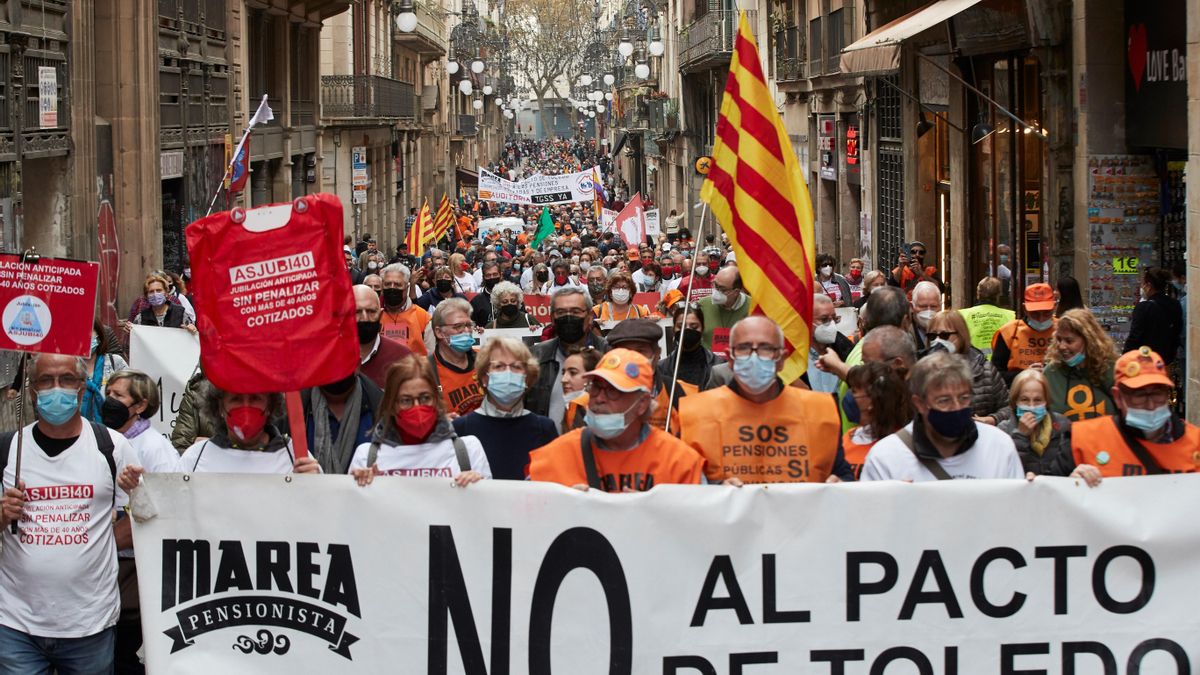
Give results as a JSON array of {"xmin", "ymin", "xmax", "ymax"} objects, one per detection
[
  {"xmin": 349, "ymin": 354, "xmax": 490, "ymax": 486},
  {"xmin": 452, "ymin": 337, "xmax": 557, "ymax": 480}
]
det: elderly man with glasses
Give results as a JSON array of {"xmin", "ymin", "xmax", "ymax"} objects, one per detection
[{"xmin": 680, "ymin": 316, "xmax": 855, "ymax": 485}]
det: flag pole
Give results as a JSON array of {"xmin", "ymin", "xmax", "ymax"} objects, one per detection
[
  {"xmin": 205, "ymin": 95, "xmax": 273, "ymax": 218},
  {"xmin": 663, "ymin": 202, "xmax": 708, "ymax": 432}
]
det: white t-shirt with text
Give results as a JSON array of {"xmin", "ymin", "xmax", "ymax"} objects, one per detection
[
  {"xmin": 349, "ymin": 435, "xmax": 492, "ymax": 478},
  {"xmin": 861, "ymin": 421, "xmax": 1023, "ymax": 482},
  {"xmin": 178, "ymin": 439, "xmax": 296, "ymax": 474}
]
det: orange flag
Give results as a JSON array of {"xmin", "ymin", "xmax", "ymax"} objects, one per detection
[{"xmin": 700, "ymin": 12, "xmax": 816, "ymax": 383}]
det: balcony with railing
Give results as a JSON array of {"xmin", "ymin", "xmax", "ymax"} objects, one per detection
[
  {"xmin": 677, "ymin": 10, "xmax": 756, "ymax": 74},
  {"xmin": 321, "ymin": 75, "xmax": 417, "ymax": 121},
  {"xmin": 647, "ymin": 97, "xmax": 680, "ymax": 138},
  {"xmin": 394, "ymin": 1, "xmax": 447, "ymax": 56},
  {"xmin": 773, "ymin": 25, "xmax": 805, "ymax": 82}
]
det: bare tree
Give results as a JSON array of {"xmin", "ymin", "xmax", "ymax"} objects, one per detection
[{"xmin": 503, "ymin": 0, "xmax": 594, "ymax": 137}]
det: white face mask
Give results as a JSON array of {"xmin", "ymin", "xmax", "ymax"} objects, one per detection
[
  {"xmin": 819, "ymin": 265, "xmax": 833, "ymax": 277},
  {"xmin": 709, "ymin": 289, "xmax": 727, "ymax": 306},
  {"xmin": 611, "ymin": 288, "xmax": 631, "ymax": 304},
  {"xmin": 694, "ymin": 265, "xmax": 710, "ymax": 276},
  {"xmin": 813, "ymin": 321, "xmax": 839, "ymax": 345},
  {"xmin": 915, "ymin": 309, "xmax": 937, "ymax": 329}
]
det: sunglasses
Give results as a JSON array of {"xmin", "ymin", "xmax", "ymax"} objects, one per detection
[
  {"xmin": 910, "ymin": 249, "xmax": 927, "ymax": 256},
  {"xmin": 930, "ymin": 331, "xmax": 956, "ymax": 341}
]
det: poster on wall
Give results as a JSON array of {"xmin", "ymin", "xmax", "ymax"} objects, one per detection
[{"xmin": 1125, "ymin": 0, "xmax": 1187, "ymax": 149}]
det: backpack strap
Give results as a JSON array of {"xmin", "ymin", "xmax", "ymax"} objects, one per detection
[
  {"xmin": 452, "ymin": 436, "xmax": 470, "ymax": 472},
  {"xmin": 367, "ymin": 441, "xmax": 380, "ymax": 468},
  {"xmin": 895, "ymin": 428, "xmax": 953, "ymax": 481},
  {"xmin": 87, "ymin": 422, "xmax": 117, "ymax": 507},
  {"xmin": 1114, "ymin": 421, "xmax": 1167, "ymax": 476},
  {"xmin": 427, "ymin": 354, "xmax": 443, "ymax": 393},
  {"xmin": 579, "ymin": 428, "xmax": 602, "ymax": 490}
]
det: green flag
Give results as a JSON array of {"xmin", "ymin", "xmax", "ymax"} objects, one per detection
[{"xmin": 531, "ymin": 206, "xmax": 555, "ymax": 248}]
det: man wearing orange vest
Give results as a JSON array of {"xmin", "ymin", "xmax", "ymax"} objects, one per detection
[
  {"xmin": 1071, "ymin": 347, "xmax": 1200, "ymax": 480},
  {"xmin": 992, "ymin": 282, "xmax": 1057, "ymax": 385},
  {"xmin": 679, "ymin": 316, "xmax": 855, "ymax": 485},
  {"xmin": 604, "ymin": 318, "xmax": 682, "ymax": 435}
]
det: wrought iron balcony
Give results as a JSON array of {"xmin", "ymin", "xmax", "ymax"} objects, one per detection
[
  {"xmin": 321, "ymin": 75, "xmax": 417, "ymax": 120},
  {"xmin": 647, "ymin": 98, "xmax": 679, "ymax": 138},
  {"xmin": 773, "ymin": 26, "xmax": 805, "ymax": 82},
  {"xmin": 677, "ymin": 10, "xmax": 756, "ymax": 74},
  {"xmin": 394, "ymin": 1, "xmax": 447, "ymax": 56}
]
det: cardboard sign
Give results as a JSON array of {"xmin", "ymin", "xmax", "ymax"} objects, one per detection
[
  {"xmin": 0, "ymin": 254, "xmax": 98, "ymax": 357},
  {"xmin": 614, "ymin": 193, "xmax": 647, "ymax": 247},
  {"xmin": 129, "ymin": 325, "xmax": 200, "ymax": 436},
  {"xmin": 186, "ymin": 194, "xmax": 359, "ymax": 393}
]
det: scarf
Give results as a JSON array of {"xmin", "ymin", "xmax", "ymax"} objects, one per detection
[
  {"xmin": 310, "ymin": 384, "xmax": 364, "ymax": 474},
  {"xmin": 81, "ymin": 357, "xmax": 107, "ymax": 424},
  {"xmin": 478, "ymin": 396, "xmax": 529, "ymax": 418},
  {"xmin": 124, "ymin": 417, "xmax": 152, "ymax": 440},
  {"xmin": 1029, "ymin": 414, "xmax": 1052, "ymax": 456}
]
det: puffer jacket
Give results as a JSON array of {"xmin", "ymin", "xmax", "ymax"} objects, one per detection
[
  {"xmin": 998, "ymin": 411, "xmax": 1075, "ymax": 477},
  {"xmin": 966, "ymin": 347, "xmax": 1010, "ymax": 422}
]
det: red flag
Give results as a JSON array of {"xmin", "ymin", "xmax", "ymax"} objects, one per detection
[{"xmin": 613, "ymin": 192, "xmax": 646, "ymax": 248}]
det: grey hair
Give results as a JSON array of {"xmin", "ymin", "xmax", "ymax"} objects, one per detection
[
  {"xmin": 587, "ymin": 266, "xmax": 609, "ymax": 279},
  {"xmin": 490, "ymin": 281, "xmax": 523, "ymax": 313},
  {"xmin": 912, "ymin": 280, "xmax": 942, "ymax": 304},
  {"xmin": 432, "ymin": 297, "xmax": 473, "ymax": 327},
  {"xmin": 813, "ymin": 293, "xmax": 834, "ymax": 308},
  {"xmin": 550, "ymin": 285, "xmax": 592, "ymax": 311},
  {"xmin": 380, "ymin": 263, "xmax": 410, "ymax": 282},
  {"xmin": 861, "ymin": 325, "xmax": 918, "ymax": 369},
  {"xmin": 28, "ymin": 353, "xmax": 87, "ymax": 380},
  {"xmin": 908, "ymin": 351, "xmax": 973, "ymax": 397}
]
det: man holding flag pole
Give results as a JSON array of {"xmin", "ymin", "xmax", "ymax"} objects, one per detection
[{"xmin": 669, "ymin": 11, "xmax": 848, "ymax": 483}]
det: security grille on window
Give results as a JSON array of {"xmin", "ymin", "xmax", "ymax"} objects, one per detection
[{"xmin": 875, "ymin": 75, "xmax": 904, "ymax": 271}]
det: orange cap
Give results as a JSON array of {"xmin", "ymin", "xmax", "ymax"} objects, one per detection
[
  {"xmin": 585, "ymin": 348, "xmax": 653, "ymax": 393},
  {"xmin": 626, "ymin": 249, "xmax": 639, "ymax": 260},
  {"xmin": 662, "ymin": 289, "xmax": 684, "ymax": 312},
  {"xmin": 1024, "ymin": 283, "xmax": 1056, "ymax": 311},
  {"xmin": 1115, "ymin": 346, "xmax": 1174, "ymax": 390}
]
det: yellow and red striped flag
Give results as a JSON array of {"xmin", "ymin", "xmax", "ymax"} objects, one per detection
[
  {"xmin": 429, "ymin": 194, "xmax": 455, "ymax": 243},
  {"xmin": 406, "ymin": 198, "xmax": 432, "ymax": 258},
  {"xmin": 699, "ymin": 11, "xmax": 815, "ymax": 384}
]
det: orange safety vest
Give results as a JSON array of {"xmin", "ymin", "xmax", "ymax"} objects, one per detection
[
  {"xmin": 1071, "ymin": 415, "xmax": 1200, "ymax": 477},
  {"xmin": 993, "ymin": 319, "xmax": 1056, "ymax": 372},
  {"xmin": 841, "ymin": 427, "xmax": 875, "ymax": 480},
  {"xmin": 593, "ymin": 302, "xmax": 648, "ymax": 322},
  {"xmin": 566, "ymin": 386, "xmax": 682, "ymax": 436},
  {"xmin": 679, "ymin": 385, "xmax": 841, "ymax": 483},
  {"xmin": 380, "ymin": 306, "xmax": 430, "ymax": 355}
]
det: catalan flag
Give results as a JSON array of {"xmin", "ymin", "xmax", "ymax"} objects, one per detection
[
  {"xmin": 406, "ymin": 198, "xmax": 432, "ymax": 258},
  {"xmin": 430, "ymin": 194, "xmax": 455, "ymax": 243},
  {"xmin": 699, "ymin": 11, "xmax": 815, "ymax": 384}
]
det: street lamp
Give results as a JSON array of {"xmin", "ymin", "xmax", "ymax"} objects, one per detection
[
  {"xmin": 580, "ymin": 74, "xmax": 593, "ymax": 86},
  {"xmin": 447, "ymin": 61, "xmax": 460, "ymax": 75},
  {"xmin": 482, "ymin": 84, "xmax": 493, "ymax": 95},
  {"xmin": 472, "ymin": 98, "xmax": 483, "ymax": 110},
  {"xmin": 634, "ymin": 62, "xmax": 650, "ymax": 79},
  {"xmin": 471, "ymin": 59, "xmax": 485, "ymax": 73},
  {"xmin": 459, "ymin": 79, "xmax": 473, "ymax": 95},
  {"xmin": 618, "ymin": 40, "xmax": 633, "ymax": 57},
  {"xmin": 394, "ymin": 0, "xmax": 418, "ymax": 32},
  {"xmin": 603, "ymin": 73, "xmax": 615, "ymax": 86}
]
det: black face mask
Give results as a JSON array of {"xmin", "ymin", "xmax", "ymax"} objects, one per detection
[
  {"xmin": 436, "ymin": 279, "xmax": 454, "ymax": 294},
  {"xmin": 554, "ymin": 315, "xmax": 586, "ymax": 344},
  {"xmin": 679, "ymin": 327, "xmax": 702, "ymax": 351},
  {"xmin": 500, "ymin": 303, "xmax": 520, "ymax": 318},
  {"xmin": 381, "ymin": 287, "xmax": 406, "ymax": 308},
  {"xmin": 101, "ymin": 396, "xmax": 133, "ymax": 430},
  {"xmin": 536, "ymin": 271, "xmax": 549, "ymax": 282},
  {"xmin": 321, "ymin": 373, "xmax": 357, "ymax": 396},
  {"xmin": 483, "ymin": 278, "xmax": 499, "ymax": 292},
  {"xmin": 357, "ymin": 319, "xmax": 382, "ymax": 345}
]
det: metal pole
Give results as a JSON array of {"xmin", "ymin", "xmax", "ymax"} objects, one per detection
[{"xmin": 662, "ymin": 202, "xmax": 708, "ymax": 432}]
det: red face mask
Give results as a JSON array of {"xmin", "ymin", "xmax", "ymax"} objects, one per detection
[
  {"xmin": 395, "ymin": 405, "xmax": 438, "ymax": 445},
  {"xmin": 226, "ymin": 406, "xmax": 268, "ymax": 445},
  {"xmin": 554, "ymin": 272, "xmax": 569, "ymax": 285}
]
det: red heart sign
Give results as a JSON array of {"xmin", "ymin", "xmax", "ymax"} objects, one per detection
[{"xmin": 1128, "ymin": 23, "xmax": 1147, "ymax": 91}]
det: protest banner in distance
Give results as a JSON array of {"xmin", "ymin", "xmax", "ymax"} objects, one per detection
[
  {"xmin": 836, "ymin": 306, "xmax": 858, "ymax": 337},
  {"xmin": 185, "ymin": 194, "xmax": 358, "ymax": 393},
  {"xmin": 478, "ymin": 166, "xmax": 600, "ymax": 206},
  {"xmin": 129, "ymin": 325, "xmax": 200, "ymax": 435},
  {"xmin": 133, "ymin": 474, "xmax": 1200, "ymax": 673},
  {"xmin": 644, "ymin": 208, "xmax": 661, "ymax": 238},
  {"xmin": 0, "ymin": 254, "xmax": 98, "ymax": 357},
  {"xmin": 520, "ymin": 292, "xmax": 660, "ymax": 326}
]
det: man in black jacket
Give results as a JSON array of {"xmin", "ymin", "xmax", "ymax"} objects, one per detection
[{"xmin": 525, "ymin": 287, "xmax": 609, "ymax": 430}]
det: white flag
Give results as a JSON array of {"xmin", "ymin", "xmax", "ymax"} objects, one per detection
[{"xmin": 248, "ymin": 94, "xmax": 274, "ymax": 128}]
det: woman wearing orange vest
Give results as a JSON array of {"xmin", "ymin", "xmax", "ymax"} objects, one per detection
[
  {"xmin": 992, "ymin": 283, "xmax": 1058, "ymax": 384},
  {"xmin": 842, "ymin": 362, "xmax": 911, "ymax": 480},
  {"xmin": 1071, "ymin": 347, "xmax": 1200, "ymax": 482},
  {"xmin": 593, "ymin": 271, "xmax": 649, "ymax": 322}
]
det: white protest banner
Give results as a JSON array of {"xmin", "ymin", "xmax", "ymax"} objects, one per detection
[
  {"xmin": 132, "ymin": 473, "xmax": 1200, "ymax": 673},
  {"xmin": 478, "ymin": 166, "xmax": 600, "ymax": 205},
  {"xmin": 129, "ymin": 325, "xmax": 200, "ymax": 435},
  {"xmin": 601, "ymin": 208, "xmax": 618, "ymax": 232},
  {"xmin": 644, "ymin": 208, "xmax": 661, "ymax": 237},
  {"xmin": 479, "ymin": 326, "xmax": 543, "ymax": 349}
]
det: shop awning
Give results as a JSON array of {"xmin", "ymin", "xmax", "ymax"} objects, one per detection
[
  {"xmin": 839, "ymin": 0, "xmax": 983, "ymax": 76},
  {"xmin": 456, "ymin": 167, "xmax": 478, "ymax": 187}
]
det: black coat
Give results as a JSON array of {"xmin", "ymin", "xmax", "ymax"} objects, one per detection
[
  {"xmin": 526, "ymin": 334, "xmax": 610, "ymax": 418},
  {"xmin": 1124, "ymin": 293, "xmax": 1183, "ymax": 364},
  {"xmin": 139, "ymin": 303, "xmax": 187, "ymax": 328}
]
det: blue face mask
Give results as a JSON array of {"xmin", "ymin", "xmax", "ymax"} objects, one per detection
[
  {"xmin": 584, "ymin": 397, "xmax": 641, "ymax": 439},
  {"xmin": 90, "ymin": 335, "xmax": 99, "ymax": 355},
  {"xmin": 732, "ymin": 354, "xmax": 778, "ymax": 393},
  {"xmin": 1027, "ymin": 317, "xmax": 1053, "ymax": 332},
  {"xmin": 37, "ymin": 387, "xmax": 80, "ymax": 426},
  {"xmin": 448, "ymin": 332, "xmax": 476, "ymax": 353},
  {"xmin": 486, "ymin": 371, "xmax": 526, "ymax": 406},
  {"xmin": 1015, "ymin": 405, "xmax": 1047, "ymax": 423},
  {"xmin": 1125, "ymin": 405, "xmax": 1171, "ymax": 432},
  {"xmin": 842, "ymin": 389, "xmax": 862, "ymax": 425},
  {"xmin": 1065, "ymin": 352, "xmax": 1085, "ymax": 368}
]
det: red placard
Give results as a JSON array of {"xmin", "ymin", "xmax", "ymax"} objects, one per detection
[
  {"xmin": 522, "ymin": 292, "xmax": 661, "ymax": 324},
  {"xmin": 186, "ymin": 194, "xmax": 359, "ymax": 394},
  {"xmin": 711, "ymin": 327, "xmax": 731, "ymax": 360},
  {"xmin": 0, "ymin": 255, "xmax": 98, "ymax": 357}
]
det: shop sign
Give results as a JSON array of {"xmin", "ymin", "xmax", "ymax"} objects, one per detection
[{"xmin": 1125, "ymin": 0, "xmax": 1187, "ymax": 149}]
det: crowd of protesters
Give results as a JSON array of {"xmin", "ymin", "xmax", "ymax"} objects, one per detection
[{"xmin": 0, "ymin": 135, "xmax": 1194, "ymax": 673}]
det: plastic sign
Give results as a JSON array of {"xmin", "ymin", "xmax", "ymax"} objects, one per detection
[
  {"xmin": 0, "ymin": 255, "xmax": 98, "ymax": 357},
  {"xmin": 186, "ymin": 194, "xmax": 359, "ymax": 393},
  {"xmin": 1112, "ymin": 256, "xmax": 1139, "ymax": 275},
  {"xmin": 694, "ymin": 156, "xmax": 713, "ymax": 175}
]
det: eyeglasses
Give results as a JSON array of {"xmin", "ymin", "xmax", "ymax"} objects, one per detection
[
  {"xmin": 814, "ymin": 316, "xmax": 840, "ymax": 326},
  {"xmin": 32, "ymin": 374, "xmax": 82, "ymax": 391},
  {"xmin": 395, "ymin": 393, "xmax": 437, "ymax": 409},
  {"xmin": 551, "ymin": 308, "xmax": 588, "ymax": 319},
  {"xmin": 1123, "ymin": 388, "xmax": 1174, "ymax": 408},
  {"xmin": 488, "ymin": 361, "xmax": 527, "ymax": 373},
  {"xmin": 440, "ymin": 322, "xmax": 473, "ymax": 333},
  {"xmin": 928, "ymin": 393, "xmax": 973, "ymax": 409},
  {"xmin": 929, "ymin": 331, "xmax": 956, "ymax": 341},
  {"xmin": 730, "ymin": 344, "xmax": 783, "ymax": 359}
]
